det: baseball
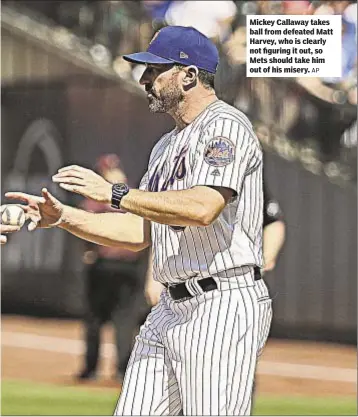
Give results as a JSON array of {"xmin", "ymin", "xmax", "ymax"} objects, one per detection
[{"xmin": 1, "ymin": 204, "xmax": 26, "ymax": 228}]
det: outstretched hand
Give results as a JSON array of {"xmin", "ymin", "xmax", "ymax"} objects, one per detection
[
  {"xmin": 52, "ymin": 165, "xmax": 112, "ymax": 203},
  {"xmin": 5, "ymin": 188, "xmax": 64, "ymax": 231}
]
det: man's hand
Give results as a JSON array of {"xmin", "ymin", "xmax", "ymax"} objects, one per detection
[
  {"xmin": 145, "ymin": 277, "xmax": 164, "ymax": 306},
  {"xmin": 144, "ymin": 250, "xmax": 162, "ymax": 306},
  {"xmin": 52, "ymin": 165, "xmax": 112, "ymax": 203},
  {"xmin": 5, "ymin": 188, "xmax": 64, "ymax": 231},
  {"xmin": 263, "ymin": 260, "xmax": 276, "ymax": 272},
  {"xmin": 0, "ymin": 224, "xmax": 20, "ymax": 244},
  {"xmin": 263, "ymin": 220, "xmax": 286, "ymax": 274}
]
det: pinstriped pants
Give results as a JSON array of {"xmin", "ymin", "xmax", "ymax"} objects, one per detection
[{"xmin": 114, "ymin": 274, "xmax": 272, "ymax": 416}]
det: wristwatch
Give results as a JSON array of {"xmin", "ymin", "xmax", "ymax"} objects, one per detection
[{"xmin": 111, "ymin": 183, "xmax": 130, "ymax": 209}]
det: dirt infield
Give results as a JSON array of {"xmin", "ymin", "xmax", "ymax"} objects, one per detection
[{"xmin": 2, "ymin": 315, "xmax": 357, "ymax": 398}]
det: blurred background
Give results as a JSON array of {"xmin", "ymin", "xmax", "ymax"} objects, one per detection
[{"xmin": 1, "ymin": 0, "xmax": 357, "ymax": 415}]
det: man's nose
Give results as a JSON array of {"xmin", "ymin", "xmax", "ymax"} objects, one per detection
[{"xmin": 139, "ymin": 68, "xmax": 151, "ymax": 86}]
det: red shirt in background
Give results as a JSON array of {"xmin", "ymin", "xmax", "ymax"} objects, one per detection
[{"xmin": 282, "ymin": 0, "xmax": 311, "ymax": 15}]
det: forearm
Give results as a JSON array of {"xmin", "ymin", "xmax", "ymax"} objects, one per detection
[
  {"xmin": 145, "ymin": 249, "xmax": 154, "ymax": 286},
  {"xmin": 120, "ymin": 188, "xmax": 217, "ymax": 227},
  {"xmin": 263, "ymin": 221, "xmax": 286, "ymax": 267},
  {"xmin": 59, "ymin": 205, "xmax": 150, "ymax": 251}
]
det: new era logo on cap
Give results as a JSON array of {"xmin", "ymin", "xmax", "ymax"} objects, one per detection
[{"xmin": 180, "ymin": 51, "xmax": 189, "ymax": 59}]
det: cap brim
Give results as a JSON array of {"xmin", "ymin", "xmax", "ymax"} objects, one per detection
[{"xmin": 123, "ymin": 52, "xmax": 174, "ymax": 66}]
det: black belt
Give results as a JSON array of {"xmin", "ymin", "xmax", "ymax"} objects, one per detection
[{"xmin": 165, "ymin": 267, "xmax": 262, "ymax": 301}]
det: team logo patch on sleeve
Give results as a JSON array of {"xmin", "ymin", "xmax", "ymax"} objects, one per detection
[{"xmin": 204, "ymin": 137, "xmax": 235, "ymax": 167}]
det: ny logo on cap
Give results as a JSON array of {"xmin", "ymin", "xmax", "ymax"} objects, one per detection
[{"xmin": 180, "ymin": 51, "xmax": 189, "ymax": 59}]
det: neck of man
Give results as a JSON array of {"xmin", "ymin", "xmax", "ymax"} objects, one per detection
[{"xmin": 169, "ymin": 89, "xmax": 218, "ymax": 131}]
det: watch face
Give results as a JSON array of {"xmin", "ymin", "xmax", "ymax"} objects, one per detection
[{"xmin": 115, "ymin": 183, "xmax": 128, "ymax": 192}]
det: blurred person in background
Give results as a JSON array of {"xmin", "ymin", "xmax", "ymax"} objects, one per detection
[
  {"xmin": 164, "ymin": 0, "xmax": 237, "ymax": 43},
  {"xmin": 0, "ymin": 224, "xmax": 20, "ymax": 245},
  {"xmin": 312, "ymin": 0, "xmax": 335, "ymax": 14},
  {"xmin": 256, "ymin": 0, "xmax": 283, "ymax": 15},
  {"xmin": 141, "ymin": 0, "xmax": 172, "ymax": 32},
  {"xmin": 222, "ymin": 0, "xmax": 285, "ymax": 68},
  {"xmin": 313, "ymin": 0, "xmax": 354, "ymax": 15},
  {"xmin": 251, "ymin": 183, "xmax": 285, "ymax": 404},
  {"xmin": 109, "ymin": 1, "xmax": 153, "ymax": 77},
  {"xmin": 343, "ymin": 1, "xmax": 357, "ymax": 34},
  {"xmin": 282, "ymin": 0, "xmax": 312, "ymax": 14},
  {"xmin": 318, "ymin": 1, "xmax": 357, "ymax": 87},
  {"xmin": 292, "ymin": 1, "xmax": 357, "ymax": 162},
  {"xmin": 76, "ymin": 154, "xmax": 149, "ymax": 382},
  {"xmin": 262, "ymin": 185, "xmax": 285, "ymax": 273},
  {"xmin": 90, "ymin": 2, "xmax": 144, "ymax": 58}
]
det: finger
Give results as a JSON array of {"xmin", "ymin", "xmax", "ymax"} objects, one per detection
[
  {"xmin": 27, "ymin": 211, "xmax": 40, "ymax": 224},
  {"xmin": 52, "ymin": 170, "xmax": 85, "ymax": 180},
  {"xmin": 58, "ymin": 183, "xmax": 83, "ymax": 194},
  {"xmin": 1, "ymin": 235, "xmax": 7, "ymax": 244},
  {"xmin": 26, "ymin": 213, "xmax": 41, "ymax": 230},
  {"xmin": 0, "ymin": 225, "xmax": 20, "ymax": 233},
  {"xmin": 28, "ymin": 221, "xmax": 38, "ymax": 232},
  {"xmin": 41, "ymin": 187, "xmax": 59, "ymax": 202},
  {"xmin": 22, "ymin": 208, "xmax": 40, "ymax": 224},
  {"xmin": 23, "ymin": 211, "xmax": 32, "ymax": 221},
  {"xmin": 57, "ymin": 165, "xmax": 88, "ymax": 173},
  {"xmin": 5, "ymin": 192, "xmax": 45, "ymax": 204},
  {"xmin": 26, "ymin": 210, "xmax": 41, "ymax": 231},
  {"xmin": 52, "ymin": 177, "xmax": 85, "ymax": 186}
]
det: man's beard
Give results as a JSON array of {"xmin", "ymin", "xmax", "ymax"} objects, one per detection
[{"xmin": 147, "ymin": 85, "xmax": 184, "ymax": 113}]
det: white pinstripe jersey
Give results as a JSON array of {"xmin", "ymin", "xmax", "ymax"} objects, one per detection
[{"xmin": 140, "ymin": 100, "xmax": 263, "ymax": 284}]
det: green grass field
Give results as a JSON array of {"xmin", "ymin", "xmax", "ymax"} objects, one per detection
[{"xmin": 1, "ymin": 380, "xmax": 357, "ymax": 416}]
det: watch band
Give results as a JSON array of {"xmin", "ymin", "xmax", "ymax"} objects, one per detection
[{"xmin": 111, "ymin": 183, "xmax": 130, "ymax": 209}]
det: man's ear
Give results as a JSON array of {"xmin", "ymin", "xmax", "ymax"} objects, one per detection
[{"xmin": 182, "ymin": 66, "xmax": 199, "ymax": 88}]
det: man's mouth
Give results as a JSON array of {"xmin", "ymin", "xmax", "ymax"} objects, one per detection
[
  {"xmin": 147, "ymin": 92, "xmax": 157, "ymax": 101},
  {"xmin": 146, "ymin": 87, "xmax": 156, "ymax": 98}
]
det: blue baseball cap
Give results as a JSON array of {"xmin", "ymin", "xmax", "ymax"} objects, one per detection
[{"xmin": 123, "ymin": 26, "xmax": 219, "ymax": 74}]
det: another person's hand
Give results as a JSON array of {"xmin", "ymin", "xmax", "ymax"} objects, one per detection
[
  {"xmin": 0, "ymin": 224, "xmax": 20, "ymax": 244},
  {"xmin": 5, "ymin": 188, "xmax": 64, "ymax": 231},
  {"xmin": 52, "ymin": 165, "xmax": 112, "ymax": 203},
  {"xmin": 145, "ymin": 277, "xmax": 164, "ymax": 307},
  {"xmin": 263, "ymin": 259, "xmax": 276, "ymax": 272},
  {"xmin": 262, "ymin": 220, "xmax": 286, "ymax": 274}
]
